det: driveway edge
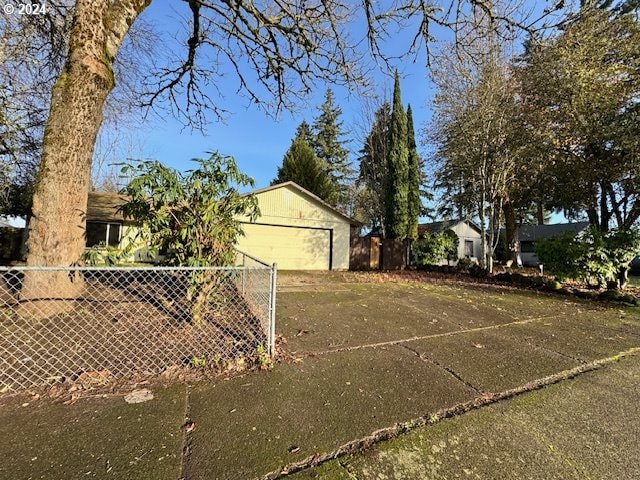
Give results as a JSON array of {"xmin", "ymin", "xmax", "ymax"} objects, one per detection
[{"xmin": 262, "ymin": 347, "xmax": 640, "ymax": 479}]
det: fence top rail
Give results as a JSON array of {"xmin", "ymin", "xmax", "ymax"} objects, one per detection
[
  {"xmin": 235, "ymin": 249, "xmax": 272, "ymax": 268},
  {"xmin": 0, "ymin": 265, "xmax": 270, "ymax": 272}
]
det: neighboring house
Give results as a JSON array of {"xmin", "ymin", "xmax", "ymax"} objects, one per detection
[
  {"xmin": 87, "ymin": 182, "xmax": 359, "ymax": 270},
  {"xmin": 417, "ymin": 219, "xmax": 482, "ymax": 265},
  {"xmin": 236, "ymin": 182, "xmax": 359, "ymax": 270},
  {"xmin": 516, "ymin": 222, "xmax": 590, "ymax": 267},
  {"xmin": 86, "ymin": 192, "xmax": 156, "ymax": 262}
]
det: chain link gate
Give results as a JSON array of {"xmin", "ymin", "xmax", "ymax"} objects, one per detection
[{"xmin": 0, "ymin": 254, "xmax": 276, "ymax": 391}]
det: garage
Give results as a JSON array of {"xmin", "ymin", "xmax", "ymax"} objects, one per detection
[
  {"xmin": 238, "ymin": 223, "xmax": 331, "ymax": 270},
  {"xmin": 235, "ymin": 182, "xmax": 358, "ymax": 270}
]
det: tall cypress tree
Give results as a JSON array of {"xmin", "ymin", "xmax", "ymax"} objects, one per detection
[
  {"xmin": 312, "ymin": 89, "xmax": 353, "ymax": 207},
  {"xmin": 406, "ymin": 104, "xmax": 421, "ymax": 241},
  {"xmin": 384, "ymin": 71, "xmax": 409, "ymax": 239}
]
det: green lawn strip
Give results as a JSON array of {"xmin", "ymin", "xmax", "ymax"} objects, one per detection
[
  {"xmin": 183, "ymin": 345, "xmax": 475, "ymax": 480},
  {"xmin": 0, "ymin": 384, "xmax": 186, "ymax": 480}
]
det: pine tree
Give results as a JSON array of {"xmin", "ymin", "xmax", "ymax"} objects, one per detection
[
  {"xmin": 384, "ymin": 71, "xmax": 409, "ymax": 239},
  {"xmin": 273, "ymin": 136, "xmax": 336, "ymax": 203},
  {"xmin": 406, "ymin": 104, "xmax": 421, "ymax": 241},
  {"xmin": 312, "ymin": 89, "xmax": 353, "ymax": 207},
  {"xmin": 295, "ymin": 120, "xmax": 314, "ymax": 145}
]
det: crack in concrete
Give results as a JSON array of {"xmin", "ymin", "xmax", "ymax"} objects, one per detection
[
  {"xmin": 527, "ymin": 341, "xmax": 587, "ymax": 365},
  {"xmin": 260, "ymin": 347, "xmax": 640, "ymax": 480},
  {"xmin": 399, "ymin": 343, "xmax": 483, "ymax": 394},
  {"xmin": 296, "ymin": 314, "xmax": 565, "ymax": 358}
]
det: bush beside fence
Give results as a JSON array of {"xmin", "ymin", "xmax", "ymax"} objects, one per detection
[{"xmin": 0, "ymin": 258, "xmax": 276, "ymax": 391}]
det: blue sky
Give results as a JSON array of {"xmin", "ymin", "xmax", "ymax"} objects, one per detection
[
  {"xmin": 107, "ymin": 0, "xmax": 566, "ymax": 225},
  {"xmin": 115, "ymin": 2, "xmax": 441, "ymax": 190}
]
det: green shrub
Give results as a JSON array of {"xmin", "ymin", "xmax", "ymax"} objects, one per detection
[
  {"xmin": 535, "ymin": 226, "xmax": 640, "ymax": 289},
  {"xmin": 413, "ymin": 229, "xmax": 459, "ymax": 266},
  {"xmin": 456, "ymin": 256, "xmax": 474, "ymax": 271},
  {"xmin": 82, "ymin": 242, "xmax": 125, "ymax": 266}
]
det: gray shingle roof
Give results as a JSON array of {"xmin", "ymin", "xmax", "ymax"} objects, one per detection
[
  {"xmin": 87, "ymin": 192, "xmax": 129, "ymax": 222},
  {"xmin": 518, "ymin": 222, "xmax": 590, "ymax": 242}
]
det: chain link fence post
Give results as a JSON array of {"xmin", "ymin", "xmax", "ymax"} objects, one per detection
[
  {"xmin": 269, "ymin": 263, "xmax": 277, "ymax": 356},
  {"xmin": 0, "ymin": 259, "xmax": 276, "ymax": 391}
]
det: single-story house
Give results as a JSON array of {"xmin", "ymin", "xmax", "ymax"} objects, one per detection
[
  {"xmin": 236, "ymin": 182, "xmax": 359, "ymax": 270},
  {"xmin": 516, "ymin": 222, "xmax": 590, "ymax": 266},
  {"xmin": 85, "ymin": 182, "xmax": 359, "ymax": 270},
  {"xmin": 85, "ymin": 192, "xmax": 157, "ymax": 263},
  {"xmin": 417, "ymin": 219, "xmax": 482, "ymax": 265}
]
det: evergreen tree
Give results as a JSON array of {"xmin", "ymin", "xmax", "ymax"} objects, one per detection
[
  {"xmin": 295, "ymin": 120, "xmax": 314, "ymax": 145},
  {"xmin": 273, "ymin": 136, "xmax": 336, "ymax": 203},
  {"xmin": 312, "ymin": 89, "xmax": 354, "ymax": 207},
  {"xmin": 357, "ymin": 102, "xmax": 392, "ymax": 233},
  {"xmin": 384, "ymin": 71, "xmax": 409, "ymax": 239},
  {"xmin": 406, "ymin": 104, "xmax": 421, "ymax": 241}
]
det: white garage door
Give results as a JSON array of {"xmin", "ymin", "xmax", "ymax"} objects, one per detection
[{"xmin": 237, "ymin": 223, "xmax": 332, "ymax": 270}]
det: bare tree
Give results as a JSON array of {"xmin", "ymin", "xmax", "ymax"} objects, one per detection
[
  {"xmin": 17, "ymin": 0, "xmax": 565, "ymax": 301},
  {"xmin": 0, "ymin": 2, "xmax": 157, "ymax": 211},
  {"xmin": 428, "ymin": 6, "xmax": 524, "ymax": 272}
]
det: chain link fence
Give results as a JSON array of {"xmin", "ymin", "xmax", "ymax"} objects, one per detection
[{"xmin": 0, "ymin": 254, "xmax": 276, "ymax": 391}]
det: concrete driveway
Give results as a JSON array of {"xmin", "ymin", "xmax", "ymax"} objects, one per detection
[{"xmin": 1, "ymin": 271, "xmax": 639, "ymax": 479}]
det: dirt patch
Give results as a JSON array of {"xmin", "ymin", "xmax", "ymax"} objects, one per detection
[{"xmin": 0, "ymin": 271, "xmax": 267, "ymax": 392}]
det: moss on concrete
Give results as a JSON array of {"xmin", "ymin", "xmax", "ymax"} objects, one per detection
[
  {"xmin": 184, "ymin": 346, "xmax": 475, "ymax": 480},
  {"xmin": 0, "ymin": 385, "xmax": 185, "ymax": 480},
  {"xmin": 289, "ymin": 459, "xmax": 355, "ymax": 479},
  {"xmin": 330, "ymin": 356, "xmax": 640, "ymax": 480}
]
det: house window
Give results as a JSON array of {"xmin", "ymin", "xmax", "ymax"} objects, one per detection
[
  {"xmin": 86, "ymin": 222, "xmax": 121, "ymax": 247},
  {"xmin": 520, "ymin": 241, "xmax": 536, "ymax": 253},
  {"xmin": 464, "ymin": 240, "xmax": 474, "ymax": 257}
]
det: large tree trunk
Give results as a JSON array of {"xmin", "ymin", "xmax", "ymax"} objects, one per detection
[{"xmin": 21, "ymin": 0, "xmax": 149, "ymax": 307}]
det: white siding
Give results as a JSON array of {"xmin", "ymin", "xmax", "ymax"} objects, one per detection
[{"xmin": 451, "ymin": 222, "xmax": 482, "ymax": 264}]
